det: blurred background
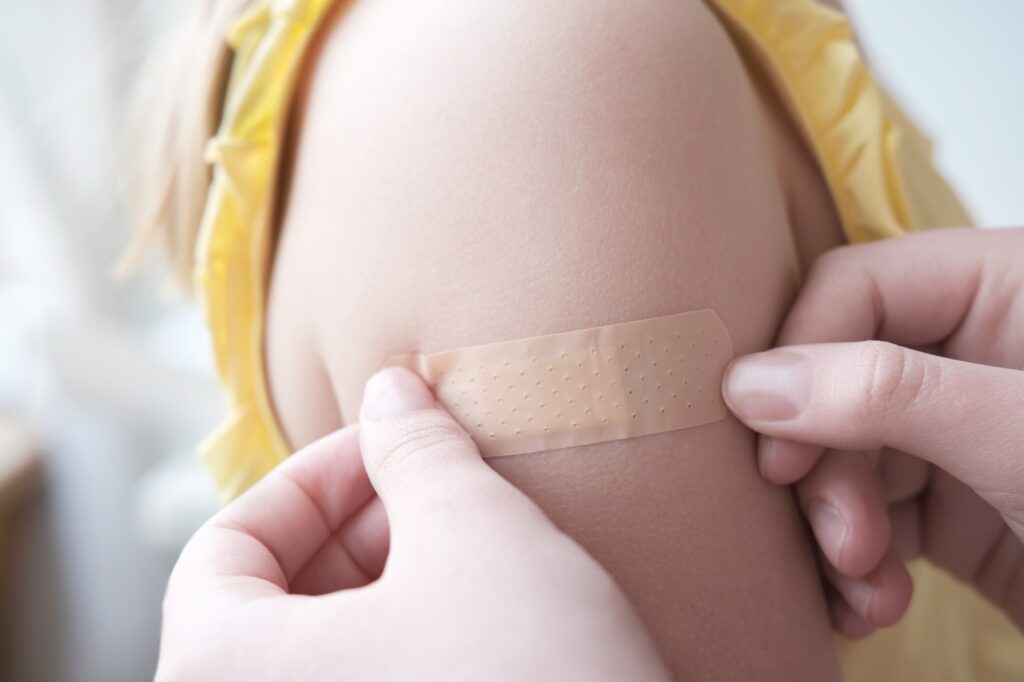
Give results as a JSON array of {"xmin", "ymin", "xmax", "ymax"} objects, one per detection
[{"xmin": 0, "ymin": 1, "xmax": 1021, "ymax": 680}]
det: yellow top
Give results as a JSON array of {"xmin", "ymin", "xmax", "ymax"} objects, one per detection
[
  {"xmin": 195, "ymin": 0, "xmax": 334, "ymax": 501},
  {"xmin": 193, "ymin": 0, "xmax": 1022, "ymax": 679}
]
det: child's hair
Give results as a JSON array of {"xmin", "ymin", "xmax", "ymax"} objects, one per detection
[{"xmin": 121, "ymin": 0, "xmax": 255, "ymax": 291}]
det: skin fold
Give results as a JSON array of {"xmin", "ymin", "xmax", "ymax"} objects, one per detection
[{"xmin": 266, "ymin": 0, "xmax": 847, "ymax": 677}]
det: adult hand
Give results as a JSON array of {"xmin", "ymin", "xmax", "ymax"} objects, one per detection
[
  {"xmin": 157, "ymin": 367, "xmax": 668, "ymax": 681},
  {"xmin": 721, "ymin": 228, "xmax": 1024, "ymax": 637}
]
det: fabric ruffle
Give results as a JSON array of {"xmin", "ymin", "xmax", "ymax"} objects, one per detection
[
  {"xmin": 194, "ymin": 0, "xmax": 334, "ymax": 503},
  {"xmin": 712, "ymin": 0, "xmax": 969, "ymax": 243}
]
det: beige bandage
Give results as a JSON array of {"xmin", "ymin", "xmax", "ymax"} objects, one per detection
[{"xmin": 388, "ymin": 309, "xmax": 734, "ymax": 458}]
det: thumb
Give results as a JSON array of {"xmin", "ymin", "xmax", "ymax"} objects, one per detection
[
  {"xmin": 722, "ymin": 342, "xmax": 1024, "ymax": 514},
  {"xmin": 359, "ymin": 367, "xmax": 512, "ymax": 526}
]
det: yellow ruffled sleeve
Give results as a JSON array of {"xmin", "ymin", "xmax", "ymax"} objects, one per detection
[
  {"xmin": 710, "ymin": 0, "xmax": 971, "ymax": 242},
  {"xmin": 194, "ymin": 0, "xmax": 335, "ymax": 504}
]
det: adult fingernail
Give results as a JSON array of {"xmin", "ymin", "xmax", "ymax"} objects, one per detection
[
  {"xmin": 809, "ymin": 499, "xmax": 849, "ymax": 564},
  {"xmin": 361, "ymin": 367, "xmax": 435, "ymax": 421},
  {"xmin": 722, "ymin": 349, "xmax": 812, "ymax": 421}
]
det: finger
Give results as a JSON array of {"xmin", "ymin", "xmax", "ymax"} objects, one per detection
[
  {"xmin": 796, "ymin": 450, "xmax": 890, "ymax": 578},
  {"xmin": 335, "ymin": 496, "xmax": 389, "ymax": 578},
  {"xmin": 920, "ymin": 469, "xmax": 1007, "ymax": 578},
  {"xmin": 878, "ymin": 448, "xmax": 930, "ymax": 506},
  {"xmin": 722, "ymin": 343, "xmax": 1024, "ymax": 504},
  {"xmin": 888, "ymin": 499, "xmax": 923, "ymax": 561},
  {"xmin": 828, "ymin": 591, "xmax": 875, "ymax": 640},
  {"xmin": 290, "ymin": 496, "xmax": 389, "ymax": 595},
  {"xmin": 825, "ymin": 548, "xmax": 913, "ymax": 628},
  {"xmin": 173, "ymin": 425, "xmax": 377, "ymax": 603},
  {"xmin": 358, "ymin": 367, "xmax": 524, "ymax": 531},
  {"xmin": 757, "ymin": 436, "xmax": 823, "ymax": 484},
  {"xmin": 776, "ymin": 228, "xmax": 1005, "ymax": 351}
]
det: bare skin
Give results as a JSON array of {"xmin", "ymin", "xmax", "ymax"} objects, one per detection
[{"xmin": 266, "ymin": 0, "xmax": 847, "ymax": 677}]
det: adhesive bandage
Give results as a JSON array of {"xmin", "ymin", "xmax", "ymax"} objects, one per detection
[{"xmin": 387, "ymin": 309, "xmax": 734, "ymax": 458}]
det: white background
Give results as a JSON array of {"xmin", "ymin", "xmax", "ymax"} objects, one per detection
[{"xmin": 846, "ymin": 0, "xmax": 1024, "ymax": 226}]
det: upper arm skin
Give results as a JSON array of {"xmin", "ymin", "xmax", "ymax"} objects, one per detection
[{"xmin": 268, "ymin": 0, "xmax": 843, "ymax": 678}]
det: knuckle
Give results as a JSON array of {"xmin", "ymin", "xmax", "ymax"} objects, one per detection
[
  {"xmin": 372, "ymin": 412, "xmax": 473, "ymax": 477},
  {"xmin": 854, "ymin": 341, "xmax": 930, "ymax": 420}
]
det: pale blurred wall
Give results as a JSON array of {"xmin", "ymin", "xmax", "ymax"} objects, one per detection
[
  {"xmin": 0, "ymin": 3, "xmax": 222, "ymax": 682},
  {"xmin": 0, "ymin": 2, "xmax": 1020, "ymax": 682},
  {"xmin": 845, "ymin": 0, "xmax": 1024, "ymax": 225}
]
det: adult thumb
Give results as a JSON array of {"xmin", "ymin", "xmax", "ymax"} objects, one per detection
[
  {"xmin": 358, "ymin": 367, "xmax": 510, "ymax": 525},
  {"xmin": 722, "ymin": 341, "xmax": 1024, "ymax": 521}
]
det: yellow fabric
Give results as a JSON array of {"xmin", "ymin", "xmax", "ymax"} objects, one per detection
[
  {"xmin": 194, "ymin": 0, "xmax": 1021, "ymax": 679},
  {"xmin": 194, "ymin": 0, "xmax": 334, "ymax": 504},
  {"xmin": 710, "ymin": 0, "xmax": 971, "ymax": 239},
  {"xmin": 844, "ymin": 561, "xmax": 1024, "ymax": 682}
]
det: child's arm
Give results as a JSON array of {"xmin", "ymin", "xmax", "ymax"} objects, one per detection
[{"xmin": 267, "ymin": 0, "xmax": 844, "ymax": 677}]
